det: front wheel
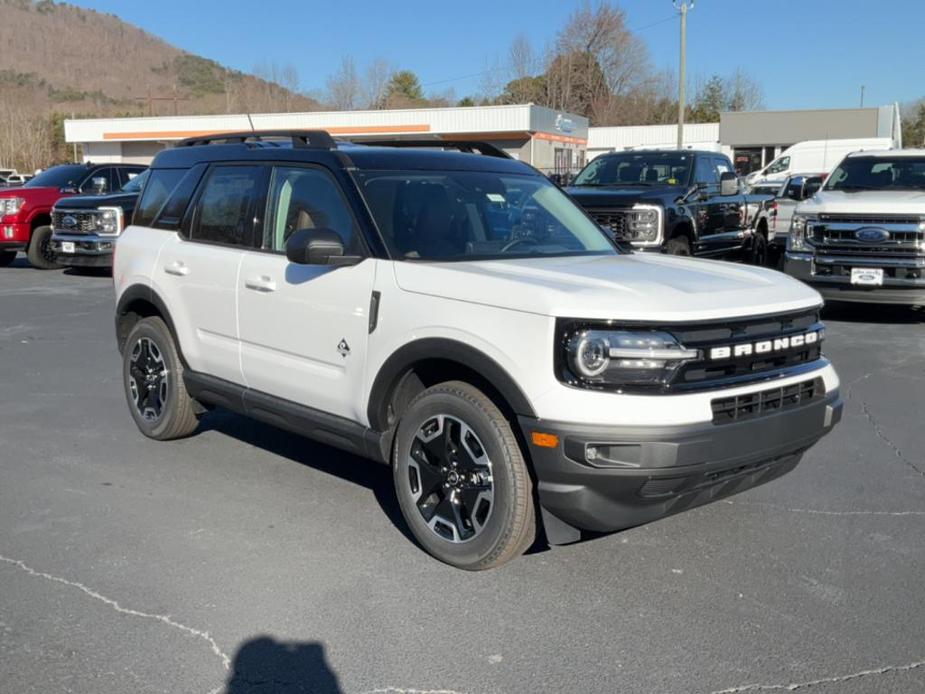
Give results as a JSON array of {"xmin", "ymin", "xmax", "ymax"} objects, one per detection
[
  {"xmin": 665, "ymin": 235, "xmax": 692, "ymax": 256},
  {"xmin": 122, "ymin": 316, "xmax": 199, "ymax": 440},
  {"xmin": 749, "ymin": 230, "xmax": 769, "ymax": 266},
  {"xmin": 392, "ymin": 381, "xmax": 536, "ymax": 570},
  {"xmin": 26, "ymin": 226, "xmax": 61, "ymax": 270}
]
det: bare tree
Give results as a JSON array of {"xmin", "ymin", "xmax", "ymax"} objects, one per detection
[
  {"xmin": 362, "ymin": 58, "xmax": 392, "ymax": 109},
  {"xmin": 509, "ymin": 34, "xmax": 535, "ymax": 81},
  {"xmin": 725, "ymin": 68, "xmax": 764, "ymax": 112},
  {"xmin": 326, "ymin": 56, "xmax": 360, "ymax": 110}
]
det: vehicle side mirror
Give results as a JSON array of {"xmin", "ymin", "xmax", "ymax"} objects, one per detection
[
  {"xmin": 285, "ymin": 228, "xmax": 346, "ymax": 265},
  {"xmin": 804, "ymin": 179, "xmax": 822, "ymax": 198},
  {"xmin": 90, "ymin": 176, "xmax": 108, "ymax": 194},
  {"xmin": 786, "ymin": 177, "xmax": 806, "ymax": 201},
  {"xmin": 719, "ymin": 171, "xmax": 738, "ymax": 197}
]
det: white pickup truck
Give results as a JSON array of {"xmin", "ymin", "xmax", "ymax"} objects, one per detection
[{"xmin": 784, "ymin": 150, "xmax": 925, "ymax": 305}]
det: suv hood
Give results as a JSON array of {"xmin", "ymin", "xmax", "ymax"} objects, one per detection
[
  {"xmin": 565, "ymin": 184, "xmax": 680, "ymax": 207},
  {"xmin": 393, "ymin": 253, "xmax": 821, "ymax": 322},
  {"xmin": 800, "ymin": 189, "xmax": 925, "ymax": 216}
]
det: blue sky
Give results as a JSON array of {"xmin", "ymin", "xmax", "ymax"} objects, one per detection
[{"xmin": 72, "ymin": 0, "xmax": 924, "ymax": 110}]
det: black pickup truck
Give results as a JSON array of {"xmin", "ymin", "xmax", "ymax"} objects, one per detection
[
  {"xmin": 49, "ymin": 169, "xmax": 147, "ymax": 268},
  {"xmin": 566, "ymin": 150, "xmax": 773, "ymax": 263}
]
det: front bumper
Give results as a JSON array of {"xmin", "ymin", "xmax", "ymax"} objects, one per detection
[
  {"xmin": 519, "ymin": 386, "xmax": 842, "ymax": 542},
  {"xmin": 50, "ymin": 232, "xmax": 115, "ymax": 267},
  {"xmin": 0, "ymin": 220, "xmax": 30, "ymax": 249},
  {"xmin": 785, "ymin": 251, "xmax": 925, "ymax": 305}
]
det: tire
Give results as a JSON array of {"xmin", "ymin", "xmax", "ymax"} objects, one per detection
[
  {"xmin": 26, "ymin": 225, "xmax": 61, "ymax": 270},
  {"xmin": 122, "ymin": 316, "xmax": 199, "ymax": 441},
  {"xmin": 665, "ymin": 235, "xmax": 692, "ymax": 256},
  {"xmin": 0, "ymin": 250, "xmax": 16, "ymax": 267},
  {"xmin": 749, "ymin": 229, "xmax": 769, "ymax": 267},
  {"xmin": 392, "ymin": 381, "xmax": 536, "ymax": 570}
]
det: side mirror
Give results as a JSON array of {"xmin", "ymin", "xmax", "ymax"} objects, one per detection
[
  {"xmin": 804, "ymin": 179, "xmax": 822, "ymax": 198},
  {"xmin": 719, "ymin": 171, "xmax": 738, "ymax": 197},
  {"xmin": 285, "ymin": 228, "xmax": 345, "ymax": 265},
  {"xmin": 786, "ymin": 177, "xmax": 806, "ymax": 201},
  {"xmin": 90, "ymin": 176, "xmax": 108, "ymax": 194}
]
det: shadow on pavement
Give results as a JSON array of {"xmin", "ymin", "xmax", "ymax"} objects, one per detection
[
  {"xmin": 822, "ymin": 301, "xmax": 924, "ymax": 324},
  {"xmin": 198, "ymin": 409, "xmax": 415, "ymax": 546},
  {"xmin": 223, "ymin": 636, "xmax": 342, "ymax": 694}
]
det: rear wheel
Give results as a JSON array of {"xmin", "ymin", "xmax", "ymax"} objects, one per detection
[
  {"xmin": 0, "ymin": 250, "xmax": 16, "ymax": 267},
  {"xmin": 392, "ymin": 381, "xmax": 536, "ymax": 570},
  {"xmin": 665, "ymin": 235, "xmax": 692, "ymax": 256},
  {"xmin": 122, "ymin": 316, "xmax": 199, "ymax": 440},
  {"xmin": 749, "ymin": 229, "xmax": 769, "ymax": 266},
  {"xmin": 26, "ymin": 225, "xmax": 60, "ymax": 270}
]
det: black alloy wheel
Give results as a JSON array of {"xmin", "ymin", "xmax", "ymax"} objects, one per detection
[
  {"xmin": 128, "ymin": 336, "xmax": 168, "ymax": 422},
  {"xmin": 26, "ymin": 226, "xmax": 61, "ymax": 270},
  {"xmin": 407, "ymin": 414, "xmax": 495, "ymax": 543}
]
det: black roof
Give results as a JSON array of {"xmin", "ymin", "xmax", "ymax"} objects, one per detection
[
  {"xmin": 594, "ymin": 149, "xmax": 717, "ymax": 158},
  {"xmin": 151, "ymin": 134, "xmax": 535, "ymax": 175}
]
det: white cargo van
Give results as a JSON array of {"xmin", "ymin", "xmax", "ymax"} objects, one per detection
[{"xmin": 746, "ymin": 138, "xmax": 893, "ymax": 184}]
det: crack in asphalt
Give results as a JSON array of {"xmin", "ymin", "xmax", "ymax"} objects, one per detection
[
  {"xmin": 721, "ymin": 500, "xmax": 925, "ymax": 517},
  {"xmin": 710, "ymin": 657, "xmax": 925, "ymax": 692},
  {"xmin": 858, "ymin": 400, "xmax": 925, "ymax": 479},
  {"xmin": 0, "ymin": 554, "xmax": 231, "ymax": 674}
]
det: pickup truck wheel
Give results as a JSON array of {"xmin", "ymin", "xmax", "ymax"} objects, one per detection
[
  {"xmin": 26, "ymin": 226, "xmax": 61, "ymax": 270},
  {"xmin": 122, "ymin": 316, "xmax": 199, "ymax": 440},
  {"xmin": 0, "ymin": 250, "xmax": 16, "ymax": 267},
  {"xmin": 665, "ymin": 236, "xmax": 692, "ymax": 256},
  {"xmin": 392, "ymin": 381, "xmax": 536, "ymax": 570},
  {"xmin": 749, "ymin": 231, "xmax": 769, "ymax": 266}
]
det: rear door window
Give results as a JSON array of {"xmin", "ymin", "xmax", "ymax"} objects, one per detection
[{"xmin": 189, "ymin": 165, "xmax": 263, "ymax": 248}]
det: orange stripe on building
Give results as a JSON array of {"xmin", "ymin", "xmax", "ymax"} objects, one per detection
[
  {"xmin": 102, "ymin": 124, "xmax": 431, "ymax": 140},
  {"xmin": 532, "ymin": 131, "xmax": 587, "ymax": 145}
]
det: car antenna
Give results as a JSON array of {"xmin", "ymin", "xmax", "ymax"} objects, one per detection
[{"xmin": 246, "ymin": 114, "xmax": 256, "ymax": 133}]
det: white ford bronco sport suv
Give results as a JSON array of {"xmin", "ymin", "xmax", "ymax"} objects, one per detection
[{"xmin": 114, "ymin": 131, "xmax": 842, "ymax": 570}]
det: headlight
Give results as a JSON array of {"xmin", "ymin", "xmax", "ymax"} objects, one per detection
[
  {"xmin": 624, "ymin": 204, "xmax": 662, "ymax": 245},
  {"xmin": 0, "ymin": 197, "xmax": 24, "ymax": 216},
  {"xmin": 562, "ymin": 327, "xmax": 699, "ymax": 389},
  {"xmin": 97, "ymin": 207, "xmax": 123, "ymax": 235},
  {"xmin": 788, "ymin": 213, "xmax": 817, "ymax": 251}
]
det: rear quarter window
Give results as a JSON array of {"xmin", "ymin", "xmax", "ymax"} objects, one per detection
[{"xmin": 133, "ymin": 169, "xmax": 187, "ymax": 228}]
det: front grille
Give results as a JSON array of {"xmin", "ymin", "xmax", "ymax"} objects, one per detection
[
  {"xmin": 711, "ymin": 377, "xmax": 823, "ymax": 424},
  {"xmin": 669, "ymin": 309, "xmax": 824, "ymax": 390},
  {"xmin": 586, "ymin": 207, "xmax": 629, "ymax": 239},
  {"xmin": 810, "ymin": 214, "xmax": 923, "ymax": 258},
  {"xmin": 52, "ymin": 210, "xmax": 100, "ymax": 234}
]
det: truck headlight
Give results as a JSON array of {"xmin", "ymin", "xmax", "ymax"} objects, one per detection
[
  {"xmin": 562, "ymin": 327, "xmax": 699, "ymax": 389},
  {"xmin": 0, "ymin": 197, "xmax": 24, "ymax": 216},
  {"xmin": 97, "ymin": 207, "xmax": 123, "ymax": 235},
  {"xmin": 625, "ymin": 204, "xmax": 662, "ymax": 245},
  {"xmin": 789, "ymin": 213, "xmax": 817, "ymax": 251}
]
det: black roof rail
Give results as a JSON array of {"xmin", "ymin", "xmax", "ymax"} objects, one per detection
[
  {"xmin": 356, "ymin": 139, "xmax": 512, "ymax": 160},
  {"xmin": 177, "ymin": 130, "xmax": 337, "ymax": 149}
]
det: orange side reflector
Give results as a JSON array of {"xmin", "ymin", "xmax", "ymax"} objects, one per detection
[{"xmin": 531, "ymin": 432, "xmax": 560, "ymax": 448}]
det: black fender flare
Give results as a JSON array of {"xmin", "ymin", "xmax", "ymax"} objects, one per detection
[
  {"xmin": 366, "ymin": 338, "xmax": 537, "ymax": 430},
  {"xmin": 114, "ymin": 284, "xmax": 183, "ymax": 361}
]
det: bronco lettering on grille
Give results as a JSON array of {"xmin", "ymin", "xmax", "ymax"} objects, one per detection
[{"xmin": 708, "ymin": 330, "xmax": 819, "ymax": 361}]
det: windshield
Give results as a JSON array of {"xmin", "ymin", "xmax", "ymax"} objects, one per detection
[
  {"xmin": 573, "ymin": 151, "xmax": 692, "ymax": 187},
  {"xmin": 355, "ymin": 170, "xmax": 616, "ymax": 261},
  {"xmin": 120, "ymin": 169, "xmax": 149, "ymax": 193},
  {"xmin": 826, "ymin": 156, "xmax": 925, "ymax": 191},
  {"xmin": 24, "ymin": 164, "xmax": 88, "ymax": 189}
]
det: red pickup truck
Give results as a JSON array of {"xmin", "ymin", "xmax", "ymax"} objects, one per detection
[{"xmin": 0, "ymin": 162, "xmax": 145, "ymax": 268}]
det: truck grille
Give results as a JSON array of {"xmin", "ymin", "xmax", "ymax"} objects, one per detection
[
  {"xmin": 52, "ymin": 210, "xmax": 100, "ymax": 234},
  {"xmin": 586, "ymin": 208, "xmax": 629, "ymax": 239},
  {"xmin": 711, "ymin": 377, "xmax": 823, "ymax": 424},
  {"xmin": 810, "ymin": 214, "xmax": 923, "ymax": 258}
]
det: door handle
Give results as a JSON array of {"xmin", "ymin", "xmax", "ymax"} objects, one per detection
[
  {"xmin": 164, "ymin": 261, "xmax": 189, "ymax": 277},
  {"xmin": 245, "ymin": 275, "xmax": 277, "ymax": 292}
]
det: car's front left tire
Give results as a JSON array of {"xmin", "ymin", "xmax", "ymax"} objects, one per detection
[
  {"xmin": 26, "ymin": 226, "xmax": 61, "ymax": 270},
  {"xmin": 122, "ymin": 316, "xmax": 199, "ymax": 441},
  {"xmin": 392, "ymin": 381, "xmax": 536, "ymax": 570}
]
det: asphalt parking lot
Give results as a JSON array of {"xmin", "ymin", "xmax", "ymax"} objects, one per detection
[{"xmin": 1, "ymin": 256, "xmax": 923, "ymax": 694}]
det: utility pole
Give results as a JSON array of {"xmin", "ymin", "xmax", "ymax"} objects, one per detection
[
  {"xmin": 673, "ymin": 1, "xmax": 694, "ymax": 150},
  {"xmin": 859, "ymin": 85, "xmax": 865, "ymax": 108}
]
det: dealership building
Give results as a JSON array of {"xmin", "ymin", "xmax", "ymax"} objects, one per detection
[
  {"xmin": 64, "ymin": 103, "xmax": 901, "ymax": 176},
  {"xmin": 62, "ymin": 104, "xmax": 589, "ymax": 174}
]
